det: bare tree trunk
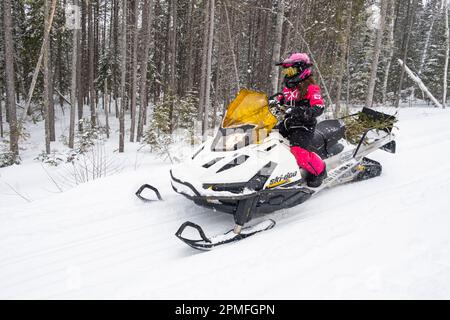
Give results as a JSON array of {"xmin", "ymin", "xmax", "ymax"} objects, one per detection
[
  {"xmin": 395, "ymin": 0, "xmax": 417, "ymax": 108},
  {"xmin": 409, "ymin": 1, "xmax": 436, "ymax": 102},
  {"xmin": 119, "ymin": 0, "xmax": 127, "ymax": 153},
  {"xmin": 20, "ymin": 0, "xmax": 57, "ymax": 125},
  {"xmin": 346, "ymin": 33, "xmax": 351, "ymax": 110},
  {"xmin": 365, "ymin": 0, "xmax": 389, "ymax": 108},
  {"xmin": 43, "ymin": 0, "xmax": 52, "ymax": 154},
  {"xmin": 3, "ymin": 0, "xmax": 19, "ymax": 155},
  {"xmin": 129, "ymin": 0, "xmax": 139, "ymax": 142},
  {"xmin": 382, "ymin": 0, "xmax": 396, "ymax": 105},
  {"xmin": 69, "ymin": 0, "xmax": 79, "ymax": 149},
  {"xmin": 270, "ymin": 0, "xmax": 285, "ymax": 93},
  {"xmin": 420, "ymin": 7, "xmax": 437, "ymax": 74},
  {"xmin": 443, "ymin": 0, "xmax": 449, "ymax": 108},
  {"xmin": 137, "ymin": 0, "xmax": 154, "ymax": 142},
  {"xmin": 0, "ymin": 86, "xmax": 3, "ymax": 138},
  {"xmin": 168, "ymin": 0, "xmax": 177, "ymax": 132},
  {"xmin": 198, "ymin": 0, "xmax": 210, "ymax": 122},
  {"xmin": 334, "ymin": 0, "xmax": 352, "ymax": 116},
  {"xmin": 224, "ymin": 1, "xmax": 240, "ymax": 92},
  {"xmin": 104, "ymin": 79, "xmax": 110, "ymax": 138},
  {"xmin": 88, "ymin": 0, "xmax": 97, "ymax": 127},
  {"xmin": 77, "ymin": 0, "xmax": 85, "ymax": 131},
  {"xmin": 112, "ymin": 0, "xmax": 119, "ymax": 119},
  {"xmin": 169, "ymin": 0, "xmax": 177, "ymax": 94},
  {"xmin": 48, "ymin": 40, "xmax": 55, "ymax": 142},
  {"xmin": 202, "ymin": 0, "xmax": 215, "ymax": 141},
  {"xmin": 185, "ymin": 0, "xmax": 195, "ymax": 93}
]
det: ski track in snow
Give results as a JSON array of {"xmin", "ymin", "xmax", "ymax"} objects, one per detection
[{"xmin": 1, "ymin": 108, "xmax": 450, "ymax": 299}]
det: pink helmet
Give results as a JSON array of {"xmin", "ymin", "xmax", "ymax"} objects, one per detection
[
  {"xmin": 276, "ymin": 52, "xmax": 312, "ymax": 67},
  {"xmin": 277, "ymin": 53, "xmax": 313, "ymax": 85}
]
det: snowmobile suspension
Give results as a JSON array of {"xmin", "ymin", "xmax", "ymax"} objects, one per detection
[{"xmin": 233, "ymin": 198, "xmax": 258, "ymax": 233}]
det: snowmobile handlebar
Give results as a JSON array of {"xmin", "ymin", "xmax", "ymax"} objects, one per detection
[
  {"xmin": 268, "ymin": 92, "xmax": 284, "ymax": 102},
  {"xmin": 268, "ymin": 93, "xmax": 288, "ymax": 118}
]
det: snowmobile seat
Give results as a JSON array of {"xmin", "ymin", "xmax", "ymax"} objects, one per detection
[{"xmin": 311, "ymin": 119, "xmax": 345, "ymax": 158}]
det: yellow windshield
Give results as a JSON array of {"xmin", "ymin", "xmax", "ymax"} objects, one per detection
[{"xmin": 222, "ymin": 89, "xmax": 278, "ymax": 143}]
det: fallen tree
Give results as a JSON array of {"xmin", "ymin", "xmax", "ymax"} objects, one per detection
[{"xmin": 398, "ymin": 59, "xmax": 443, "ymax": 108}]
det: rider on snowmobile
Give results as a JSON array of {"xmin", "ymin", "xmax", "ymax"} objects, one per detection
[{"xmin": 271, "ymin": 52, "xmax": 327, "ymax": 188}]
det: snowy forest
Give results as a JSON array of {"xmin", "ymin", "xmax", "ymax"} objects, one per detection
[
  {"xmin": 2, "ymin": 0, "xmax": 450, "ymax": 300},
  {"xmin": 0, "ymin": 0, "xmax": 448, "ymax": 165}
]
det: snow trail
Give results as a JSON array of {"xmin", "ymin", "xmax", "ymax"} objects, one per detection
[{"xmin": 1, "ymin": 108, "xmax": 450, "ymax": 299}]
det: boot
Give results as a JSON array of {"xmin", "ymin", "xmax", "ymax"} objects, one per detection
[{"xmin": 305, "ymin": 164, "xmax": 327, "ymax": 188}]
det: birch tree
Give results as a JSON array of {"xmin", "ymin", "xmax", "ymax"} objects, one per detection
[
  {"xmin": 69, "ymin": 0, "xmax": 79, "ymax": 149},
  {"xmin": 443, "ymin": 0, "xmax": 449, "ymax": 108},
  {"xmin": 119, "ymin": 0, "xmax": 127, "ymax": 153},
  {"xmin": 381, "ymin": 0, "xmax": 396, "ymax": 105},
  {"xmin": 198, "ymin": 0, "xmax": 210, "ymax": 125},
  {"xmin": 20, "ymin": 0, "xmax": 57, "ymax": 124},
  {"xmin": 398, "ymin": 59, "xmax": 443, "ymax": 108},
  {"xmin": 411, "ymin": 0, "xmax": 438, "ymax": 101},
  {"xmin": 43, "ymin": 0, "xmax": 52, "ymax": 154},
  {"xmin": 88, "ymin": 0, "xmax": 97, "ymax": 127},
  {"xmin": 130, "ymin": 0, "xmax": 139, "ymax": 141},
  {"xmin": 137, "ymin": 0, "xmax": 154, "ymax": 142},
  {"xmin": 270, "ymin": 0, "xmax": 285, "ymax": 93},
  {"xmin": 365, "ymin": 0, "xmax": 389, "ymax": 108},
  {"xmin": 202, "ymin": 0, "xmax": 215, "ymax": 140},
  {"xmin": 395, "ymin": 0, "xmax": 418, "ymax": 107}
]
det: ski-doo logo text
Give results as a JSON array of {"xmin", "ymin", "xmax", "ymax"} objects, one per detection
[{"xmin": 268, "ymin": 171, "xmax": 297, "ymax": 187}]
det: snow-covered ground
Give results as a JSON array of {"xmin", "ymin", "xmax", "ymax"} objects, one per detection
[{"xmin": 1, "ymin": 106, "xmax": 450, "ymax": 299}]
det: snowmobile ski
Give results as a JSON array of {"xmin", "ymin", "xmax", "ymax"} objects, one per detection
[
  {"xmin": 175, "ymin": 219, "xmax": 276, "ymax": 251},
  {"xmin": 135, "ymin": 184, "xmax": 163, "ymax": 202}
]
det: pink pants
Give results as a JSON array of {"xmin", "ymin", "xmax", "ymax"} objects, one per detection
[{"xmin": 290, "ymin": 146, "xmax": 325, "ymax": 176}]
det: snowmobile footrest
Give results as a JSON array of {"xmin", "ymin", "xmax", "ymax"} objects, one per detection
[{"xmin": 135, "ymin": 184, "xmax": 162, "ymax": 202}]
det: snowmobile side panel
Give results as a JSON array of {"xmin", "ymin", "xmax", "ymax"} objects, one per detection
[{"xmin": 172, "ymin": 169, "xmax": 314, "ymax": 216}]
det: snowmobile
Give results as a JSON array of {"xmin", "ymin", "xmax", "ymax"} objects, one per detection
[{"xmin": 136, "ymin": 89, "xmax": 397, "ymax": 250}]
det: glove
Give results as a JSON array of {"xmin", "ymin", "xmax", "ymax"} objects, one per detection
[
  {"xmin": 268, "ymin": 99, "xmax": 279, "ymax": 107},
  {"xmin": 291, "ymin": 101, "xmax": 324, "ymax": 123},
  {"xmin": 275, "ymin": 119, "xmax": 289, "ymax": 138},
  {"xmin": 291, "ymin": 106, "xmax": 313, "ymax": 123}
]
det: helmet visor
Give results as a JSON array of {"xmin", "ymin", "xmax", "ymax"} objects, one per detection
[{"xmin": 282, "ymin": 67, "xmax": 298, "ymax": 77}]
